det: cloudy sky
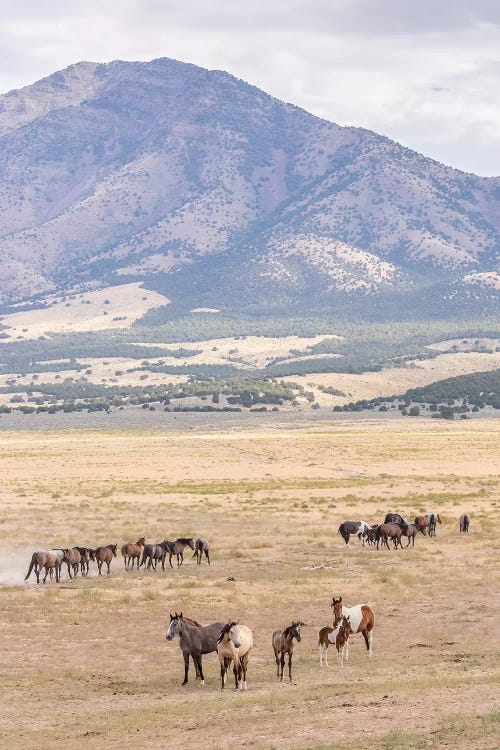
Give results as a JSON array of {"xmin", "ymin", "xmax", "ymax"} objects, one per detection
[{"xmin": 1, "ymin": 0, "xmax": 499, "ymax": 175}]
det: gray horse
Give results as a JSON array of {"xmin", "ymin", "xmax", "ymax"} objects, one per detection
[
  {"xmin": 140, "ymin": 542, "xmax": 169, "ymax": 571},
  {"xmin": 193, "ymin": 538, "xmax": 210, "ymax": 565},
  {"xmin": 166, "ymin": 612, "xmax": 225, "ymax": 685},
  {"xmin": 427, "ymin": 513, "xmax": 442, "ymax": 537}
]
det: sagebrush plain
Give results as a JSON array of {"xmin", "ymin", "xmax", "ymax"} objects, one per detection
[{"xmin": 0, "ymin": 419, "xmax": 499, "ymax": 750}]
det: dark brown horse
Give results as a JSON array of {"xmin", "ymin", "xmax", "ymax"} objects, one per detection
[
  {"xmin": 376, "ymin": 522, "xmax": 403, "ymax": 549},
  {"xmin": 272, "ymin": 621, "xmax": 304, "ymax": 682},
  {"xmin": 62, "ymin": 547, "xmax": 81, "ymax": 578},
  {"xmin": 427, "ymin": 513, "xmax": 441, "ymax": 537},
  {"xmin": 76, "ymin": 547, "xmax": 95, "ymax": 576},
  {"xmin": 331, "ymin": 596, "xmax": 374, "ymax": 659},
  {"xmin": 193, "ymin": 538, "xmax": 210, "ymax": 565},
  {"xmin": 94, "ymin": 544, "xmax": 117, "ymax": 575},
  {"xmin": 122, "ymin": 537, "xmax": 145, "ymax": 571},
  {"xmin": 459, "ymin": 513, "xmax": 470, "ymax": 533}
]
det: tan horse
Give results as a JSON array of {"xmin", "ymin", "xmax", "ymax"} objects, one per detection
[
  {"xmin": 95, "ymin": 544, "xmax": 117, "ymax": 575},
  {"xmin": 121, "ymin": 537, "xmax": 145, "ymax": 571},
  {"xmin": 331, "ymin": 596, "xmax": 374, "ymax": 659},
  {"xmin": 25, "ymin": 550, "xmax": 64, "ymax": 583},
  {"xmin": 414, "ymin": 516, "xmax": 428, "ymax": 534},
  {"xmin": 217, "ymin": 621, "xmax": 253, "ymax": 690}
]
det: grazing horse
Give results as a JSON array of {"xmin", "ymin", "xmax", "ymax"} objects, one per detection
[
  {"xmin": 427, "ymin": 513, "xmax": 441, "ymax": 537},
  {"xmin": 94, "ymin": 544, "xmax": 117, "ymax": 575},
  {"xmin": 168, "ymin": 538, "xmax": 195, "ymax": 568},
  {"xmin": 193, "ymin": 538, "xmax": 210, "ymax": 565},
  {"xmin": 338, "ymin": 521, "xmax": 370, "ymax": 547},
  {"xmin": 217, "ymin": 621, "xmax": 253, "ymax": 691},
  {"xmin": 414, "ymin": 516, "xmax": 428, "ymax": 534},
  {"xmin": 384, "ymin": 513, "xmax": 409, "ymax": 525},
  {"xmin": 272, "ymin": 621, "xmax": 303, "ymax": 682},
  {"xmin": 62, "ymin": 547, "xmax": 82, "ymax": 578},
  {"xmin": 376, "ymin": 522, "xmax": 403, "ymax": 550},
  {"xmin": 166, "ymin": 612, "xmax": 225, "ymax": 685},
  {"xmin": 24, "ymin": 550, "xmax": 65, "ymax": 583},
  {"xmin": 459, "ymin": 513, "xmax": 470, "ymax": 533},
  {"xmin": 140, "ymin": 543, "xmax": 166, "ymax": 571},
  {"xmin": 121, "ymin": 537, "xmax": 145, "ymax": 571},
  {"xmin": 76, "ymin": 547, "xmax": 95, "ymax": 576},
  {"xmin": 331, "ymin": 596, "xmax": 374, "ymax": 659},
  {"xmin": 400, "ymin": 524, "xmax": 422, "ymax": 547}
]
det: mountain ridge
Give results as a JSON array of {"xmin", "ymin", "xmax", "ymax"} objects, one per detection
[{"xmin": 0, "ymin": 57, "xmax": 499, "ymax": 316}]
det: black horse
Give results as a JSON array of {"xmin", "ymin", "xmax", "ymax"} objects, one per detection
[
  {"xmin": 338, "ymin": 521, "xmax": 370, "ymax": 547},
  {"xmin": 384, "ymin": 513, "xmax": 408, "ymax": 526}
]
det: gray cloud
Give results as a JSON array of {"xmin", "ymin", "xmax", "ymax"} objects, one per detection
[{"xmin": 0, "ymin": 1, "xmax": 499, "ymax": 174}]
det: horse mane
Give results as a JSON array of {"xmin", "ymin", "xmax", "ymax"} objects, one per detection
[
  {"xmin": 283, "ymin": 624, "xmax": 294, "ymax": 638},
  {"xmin": 181, "ymin": 615, "xmax": 202, "ymax": 627},
  {"xmin": 176, "ymin": 537, "xmax": 192, "ymax": 544},
  {"xmin": 217, "ymin": 622, "xmax": 237, "ymax": 643}
]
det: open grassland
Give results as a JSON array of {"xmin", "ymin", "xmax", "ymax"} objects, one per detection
[{"xmin": 0, "ymin": 420, "xmax": 499, "ymax": 750}]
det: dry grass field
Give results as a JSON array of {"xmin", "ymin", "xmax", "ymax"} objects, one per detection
[{"xmin": 0, "ymin": 419, "xmax": 499, "ymax": 750}]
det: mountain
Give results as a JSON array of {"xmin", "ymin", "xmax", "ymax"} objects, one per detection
[{"xmin": 0, "ymin": 57, "xmax": 499, "ymax": 316}]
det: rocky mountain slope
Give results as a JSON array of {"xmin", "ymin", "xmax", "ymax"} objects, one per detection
[{"xmin": 0, "ymin": 57, "xmax": 499, "ymax": 315}]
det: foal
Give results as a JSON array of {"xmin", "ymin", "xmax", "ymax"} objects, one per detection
[
  {"xmin": 272, "ymin": 621, "xmax": 303, "ymax": 682},
  {"xmin": 318, "ymin": 616, "xmax": 351, "ymax": 667}
]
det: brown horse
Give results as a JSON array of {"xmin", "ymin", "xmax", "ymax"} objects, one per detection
[
  {"xmin": 376, "ymin": 522, "xmax": 403, "ymax": 549},
  {"xmin": 76, "ymin": 547, "xmax": 95, "ymax": 576},
  {"xmin": 414, "ymin": 516, "xmax": 428, "ymax": 534},
  {"xmin": 400, "ymin": 523, "xmax": 423, "ymax": 547},
  {"xmin": 122, "ymin": 537, "xmax": 145, "ymax": 571},
  {"xmin": 331, "ymin": 596, "xmax": 374, "ymax": 659},
  {"xmin": 95, "ymin": 544, "xmax": 117, "ymax": 575},
  {"xmin": 272, "ymin": 621, "xmax": 304, "ymax": 682},
  {"xmin": 25, "ymin": 550, "xmax": 65, "ymax": 583},
  {"xmin": 62, "ymin": 547, "xmax": 82, "ymax": 578}
]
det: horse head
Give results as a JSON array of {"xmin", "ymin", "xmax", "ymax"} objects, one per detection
[
  {"xmin": 166, "ymin": 612, "xmax": 183, "ymax": 640},
  {"xmin": 331, "ymin": 596, "xmax": 343, "ymax": 626},
  {"xmin": 218, "ymin": 621, "xmax": 240, "ymax": 646}
]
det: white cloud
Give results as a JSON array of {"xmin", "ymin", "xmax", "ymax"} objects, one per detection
[{"xmin": 0, "ymin": 1, "xmax": 499, "ymax": 175}]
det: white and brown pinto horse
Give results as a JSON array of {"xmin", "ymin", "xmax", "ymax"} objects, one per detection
[
  {"xmin": 318, "ymin": 615, "xmax": 352, "ymax": 667},
  {"xmin": 331, "ymin": 596, "xmax": 374, "ymax": 659},
  {"xmin": 217, "ymin": 621, "xmax": 253, "ymax": 690}
]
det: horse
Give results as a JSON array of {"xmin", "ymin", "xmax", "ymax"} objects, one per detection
[
  {"xmin": 331, "ymin": 596, "xmax": 374, "ymax": 659},
  {"xmin": 384, "ymin": 513, "xmax": 409, "ymax": 525},
  {"xmin": 414, "ymin": 516, "xmax": 428, "ymax": 534},
  {"xmin": 121, "ymin": 537, "xmax": 145, "ymax": 571},
  {"xmin": 272, "ymin": 621, "xmax": 304, "ymax": 682},
  {"xmin": 400, "ymin": 523, "xmax": 422, "ymax": 547},
  {"xmin": 193, "ymin": 538, "xmax": 210, "ymax": 565},
  {"xmin": 94, "ymin": 544, "xmax": 117, "ymax": 575},
  {"xmin": 217, "ymin": 621, "xmax": 253, "ymax": 690},
  {"xmin": 62, "ymin": 547, "xmax": 82, "ymax": 578},
  {"xmin": 459, "ymin": 513, "xmax": 470, "ymax": 533},
  {"xmin": 168, "ymin": 538, "xmax": 195, "ymax": 568},
  {"xmin": 140, "ymin": 543, "xmax": 166, "ymax": 571},
  {"xmin": 24, "ymin": 550, "xmax": 65, "ymax": 583},
  {"xmin": 427, "ymin": 513, "xmax": 442, "ymax": 537},
  {"xmin": 76, "ymin": 547, "xmax": 95, "ymax": 576},
  {"xmin": 166, "ymin": 612, "xmax": 225, "ymax": 685},
  {"xmin": 318, "ymin": 615, "xmax": 352, "ymax": 667},
  {"xmin": 363, "ymin": 524, "xmax": 379, "ymax": 546},
  {"xmin": 338, "ymin": 521, "xmax": 370, "ymax": 547},
  {"xmin": 376, "ymin": 522, "xmax": 403, "ymax": 550}
]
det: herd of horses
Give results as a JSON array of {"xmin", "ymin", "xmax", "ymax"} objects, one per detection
[
  {"xmin": 165, "ymin": 595, "xmax": 375, "ymax": 690},
  {"xmin": 338, "ymin": 512, "xmax": 471, "ymax": 550},
  {"xmin": 24, "ymin": 537, "xmax": 210, "ymax": 584}
]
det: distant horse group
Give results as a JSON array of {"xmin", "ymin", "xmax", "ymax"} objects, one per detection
[
  {"xmin": 24, "ymin": 537, "xmax": 209, "ymax": 583},
  {"xmin": 337, "ymin": 510, "xmax": 470, "ymax": 551}
]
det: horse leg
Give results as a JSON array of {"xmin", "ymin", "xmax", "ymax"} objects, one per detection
[
  {"xmin": 274, "ymin": 649, "xmax": 280, "ymax": 678},
  {"xmin": 123, "ymin": 555, "xmax": 128, "ymax": 571},
  {"xmin": 169, "ymin": 553, "xmax": 174, "ymax": 569},
  {"xmin": 106, "ymin": 560, "xmax": 111, "ymax": 575},
  {"xmin": 241, "ymin": 653, "xmax": 249, "ymax": 690},
  {"xmin": 344, "ymin": 637, "xmax": 349, "ymax": 662},
  {"xmin": 364, "ymin": 628, "xmax": 373, "ymax": 658},
  {"xmin": 182, "ymin": 652, "xmax": 189, "ymax": 685},
  {"xmin": 280, "ymin": 653, "xmax": 285, "ymax": 682},
  {"xmin": 233, "ymin": 659, "xmax": 240, "ymax": 690},
  {"xmin": 324, "ymin": 644, "xmax": 329, "ymax": 667},
  {"xmin": 206, "ymin": 549, "xmax": 210, "ymax": 564},
  {"xmin": 288, "ymin": 652, "xmax": 293, "ymax": 682},
  {"xmin": 195, "ymin": 654, "xmax": 205, "ymax": 685},
  {"xmin": 98, "ymin": 561, "xmax": 102, "ymax": 576}
]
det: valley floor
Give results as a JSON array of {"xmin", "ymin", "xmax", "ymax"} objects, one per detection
[{"xmin": 0, "ymin": 419, "xmax": 499, "ymax": 749}]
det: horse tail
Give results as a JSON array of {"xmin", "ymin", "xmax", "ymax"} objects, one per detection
[
  {"xmin": 25, "ymin": 552, "xmax": 36, "ymax": 580},
  {"xmin": 375, "ymin": 526, "xmax": 382, "ymax": 542}
]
